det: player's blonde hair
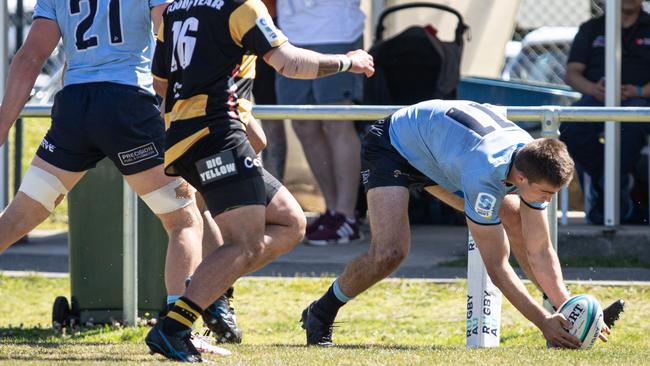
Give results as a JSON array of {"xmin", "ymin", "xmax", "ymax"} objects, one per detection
[{"xmin": 514, "ymin": 138, "xmax": 574, "ymax": 187}]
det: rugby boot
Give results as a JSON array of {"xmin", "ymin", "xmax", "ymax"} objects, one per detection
[
  {"xmin": 603, "ymin": 299, "xmax": 625, "ymax": 328},
  {"xmin": 300, "ymin": 302, "xmax": 334, "ymax": 346},
  {"xmin": 203, "ymin": 287, "xmax": 242, "ymax": 343},
  {"xmin": 145, "ymin": 323, "xmax": 202, "ymax": 362}
]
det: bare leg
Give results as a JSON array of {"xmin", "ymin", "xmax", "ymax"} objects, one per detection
[
  {"xmin": 198, "ymin": 186, "xmax": 305, "ymax": 265},
  {"xmin": 184, "ymin": 205, "xmax": 266, "ymax": 308},
  {"xmin": 423, "ymin": 186, "xmax": 541, "ymax": 289},
  {"xmin": 338, "ymin": 186, "xmax": 411, "ymax": 297},
  {"xmin": 322, "ymin": 119, "xmax": 360, "ymax": 218},
  {"xmin": 124, "ymin": 165, "xmax": 203, "ymax": 296},
  {"xmin": 292, "ymin": 120, "xmax": 337, "ymax": 210},
  {"xmin": 196, "ymin": 193, "xmax": 224, "ymax": 258},
  {"xmin": 261, "ymin": 119, "xmax": 287, "ymax": 181},
  {"xmin": 0, "ymin": 156, "xmax": 85, "ymax": 252}
]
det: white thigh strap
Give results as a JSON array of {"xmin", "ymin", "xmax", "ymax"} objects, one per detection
[
  {"xmin": 18, "ymin": 165, "xmax": 68, "ymax": 212},
  {"xmin": 140, "ymin": 178, "xmax": 195, "ymax": 215}
]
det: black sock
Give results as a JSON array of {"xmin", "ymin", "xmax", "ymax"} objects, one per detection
[
  {"xmin": 163, "ymin": 296, "xmax": 203, "ymax": 334},
  {"xmin": 312, "ymin": 285, "xmax": 346, "ymax": 323}
]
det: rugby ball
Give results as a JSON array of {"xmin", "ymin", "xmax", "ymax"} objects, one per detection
[{"xmin": 557, "ymin": 294, "xmax": 604, "ymax": 349}]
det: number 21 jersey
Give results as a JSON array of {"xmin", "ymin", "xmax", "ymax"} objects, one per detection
[{"xmin": 33, "ymin": 0, "xmax": 170, "ymax": 93}]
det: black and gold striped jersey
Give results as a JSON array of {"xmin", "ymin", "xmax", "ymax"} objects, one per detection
[{"xmin": 152, "ymin": 0, "xmax": 287, "ymax": 173}]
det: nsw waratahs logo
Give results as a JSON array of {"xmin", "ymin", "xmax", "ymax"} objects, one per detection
[{"xmin": 474, "ymin": 192, "xmax": 497, "ymax": 219}]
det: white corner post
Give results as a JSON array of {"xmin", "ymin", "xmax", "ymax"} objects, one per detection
[
  {"xmin": 466, "ymin": 232, "xmax": 502, "ymax": 348},
  {"xmin": 541, "ymin": 107, "xmax": 561, "ymax": 251},
  {"xmin": 0, "ymin": 0, "xmax": 8, "ymax": 209},
  {"xmin": 604, "ymin": 0, "xmax": 621, "ymax": 227},
  {"xmin": 123, "ymin": 180, "xmax": 138, "ymax": 326}
]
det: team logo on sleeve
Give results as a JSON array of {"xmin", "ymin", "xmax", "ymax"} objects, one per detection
[
  {"xmin": 474, "ymin": 192, "xmax": 497, "ymax": 219},
  {"xmin": 256, "ymin": 16, "xmax": 283, "ymax": 45}
]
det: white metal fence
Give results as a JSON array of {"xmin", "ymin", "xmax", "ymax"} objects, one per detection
[{"xmin": 15, "ymin": 103, "xmax": 650, "ymax": 236}]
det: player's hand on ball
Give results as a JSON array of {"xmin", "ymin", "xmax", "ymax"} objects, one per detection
[
  {"xmin": 346, "ymin": 49, "xmax": 374, "ymax": 77},
  {"xmin": 541, "ymin": 313, "xmax": 581, "ymax": 349},
  {"xmin": 599, "ymin": 324, "xmax": 611, "ymax": 343}
]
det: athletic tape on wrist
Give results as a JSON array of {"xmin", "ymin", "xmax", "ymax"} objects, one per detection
[{"xmin": 338, "ymin": 55, "xmax": 352, "ymax": 73}]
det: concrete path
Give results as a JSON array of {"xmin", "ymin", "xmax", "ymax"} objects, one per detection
[{"xmin": 2, "ymin": 225, "xmax": 649, "ymax": 281}]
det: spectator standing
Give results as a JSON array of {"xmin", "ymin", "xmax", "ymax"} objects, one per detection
[
  {"xmin": 561, "ymin": 0, "xmax": 650, "ymax": 224},
  {"xmin": 276, "ymin": 0, "xmax": 366, "ymax": 245}
]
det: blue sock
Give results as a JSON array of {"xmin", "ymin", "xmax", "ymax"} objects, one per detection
[{"xmin": 312, "ymin": 279, "xmax": 351, "ymax": 323}]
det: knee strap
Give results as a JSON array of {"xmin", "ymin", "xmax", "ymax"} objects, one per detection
[
  {"xmin": 140, "ymin": 178, "xmax": 195, "ymax": 214},
  {"xmin": 18, "ymin": 165, "xmax": 68, "ymax": 212}
]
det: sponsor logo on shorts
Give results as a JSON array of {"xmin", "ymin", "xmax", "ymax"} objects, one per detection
[
  {"xmin": 592, "ymin": 35, "xmax": 605, "ymax": 47},
  {"xmin": 368, "ymin": 121, "xmax": 384, "ymax": 137},
  {"xmin": 474, "ymin": 192, "xmax": 496, "ymax": 219},
  {"xmin": 40, "ymin": 138, "xmax": 56, "ymax": 153},
  {"xmin": 361, "ymin": 169, "xmax": 370, "ymax": 184},
  {"xmin": 243, "ymin": 156, "xmax": 262, "ymax": 169},
  {"xmin": 256, "ymin": 16, "xmax": 282, "ymax": 45},
  {"xmin": 195, "ymin": 151, "xmax": 238, "ymax": 185},
  {"xmin": 118, "ymin": 142, "xmax": 159, "ymax": 166}
]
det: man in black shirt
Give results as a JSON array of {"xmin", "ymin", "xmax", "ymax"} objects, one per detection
[{"xmin": 561, "ymin": 0, "xmax": 650, "ymax": 224}]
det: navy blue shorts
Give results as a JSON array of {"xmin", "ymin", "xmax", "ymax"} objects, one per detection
[
  {"xmin": 361, "ymin": 117, "xmax": 437, "ymax": 192},
  {"xmin": 37, "ymin": 82, "xmax": 164, "ymax": 175}
]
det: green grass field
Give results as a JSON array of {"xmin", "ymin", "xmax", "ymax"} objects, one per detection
[{"xmin": 0, "ymin": 275, "xmax": 648, "ymax": 365}]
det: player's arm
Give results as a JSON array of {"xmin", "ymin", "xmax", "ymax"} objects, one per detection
[
  {"xmin": 467, "ymin": 220, "xmax": 580, "ymax": 348},
  {"xmin": 153, "ymin": 78, "xmax": 168, "ymax": 99},
  {"xmin": 229, "ymin": 0, "xmax": 372, "ymax": 79},
  {"xmin": 246, "ymin": 118, "xmax": 267, "ymax": 154},
  {"xmin": 150, "ymin": 3, "xmax": 168, "ymax": 36},
  {"xmin": 263, "ymin": 42, "xmax": 374, "ymax": 79},
  {"xmin": 519, "ymin": 203, "xmax": 571, "ymax": 308},
  {"xmin": 0, "ymin": 19, "xmax": 60, "ymax": 146},
  {"xmin": 424, "ymin": 185, "xmax": 464, "ymax": 211}
]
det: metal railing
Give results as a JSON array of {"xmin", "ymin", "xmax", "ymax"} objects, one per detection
[
  {"xmin": 16, "ymin": 104, "xmax": 650, "ymax": 234},
  {"xmin": 12, "ymin": 104, "xmax": 650, "ymax": 325}
]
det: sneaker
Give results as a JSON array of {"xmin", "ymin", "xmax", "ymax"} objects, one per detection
[
  {"xmin": 306, "ymin": 212, "xmax": 362, "ymax": 246},
  {"xmin": 300, "ymin": 302, "xmax": 334, "ymax": 346},
  {"xmin": 145, "ymin": 324, "xmax": 202, "ymax": 362},
  {"xmin": 306, "ymin": 211, "xmax": 332, "ymax": 235},
  {"xmin": 203, "ymin": 287, "xmax": 242, "ymax": 344},
  {"xmin": 603, "ymin": 299, "xmax": 625, "ymax": 328}
]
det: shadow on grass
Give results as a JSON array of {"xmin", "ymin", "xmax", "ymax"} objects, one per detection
[
  {"xmin": 261, "ymin": 343, "xmax": 451, "ymax": 351},
  {"xmin": 0, "ymin": 327, "xmax": 56, "ymax": 341},
  {"xmin": 0, "ymin": 355, "xmax": 155, "ymax": 362},
  {"xmin": 0, "ymin": 325, "xmax": 141, "ymax": 343}
]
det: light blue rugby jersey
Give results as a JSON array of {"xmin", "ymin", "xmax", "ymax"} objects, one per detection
[
  {"xmin": 33, "ymin": 0, "xmax": 171, "ymax": 94},
  {"xmin": 388, "ymin": 99, "xmax": 547, "ymax": 225}
]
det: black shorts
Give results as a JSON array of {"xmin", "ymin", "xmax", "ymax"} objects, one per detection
[
  {"xmin": 171, "ymin": 129, "xmax": 268, "ymax": 216},
  {"xmin": 262, "ymin": 167, "xmax": 282, "ymax": 204},
  {"xmin": 36, "ymin": 82, "xmax": 165, "ymax": 175},
  {"xmin": 361, "ymin": 117, "xmax": 436, "ymax": 192}
]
